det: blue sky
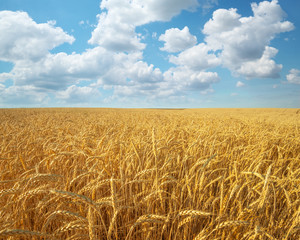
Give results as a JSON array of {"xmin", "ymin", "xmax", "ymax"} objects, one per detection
[{"xmin": 0, "ymin": 0, "xmax": 299, "ymax": 108}]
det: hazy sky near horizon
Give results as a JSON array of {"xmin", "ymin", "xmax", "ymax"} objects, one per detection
[{"xmin": 0, "ymin": 0, "xmax": 299, "ymax": 108}]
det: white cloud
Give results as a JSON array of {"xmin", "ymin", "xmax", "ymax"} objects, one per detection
[
  {"xmin": 203, "ymin": 8, "xmax": 241, "ymax": 41},
  {"xmin": 127, "ymin": 61, "xmax": 163, "ymax": 83},
  {"xmin": 169, "ymin": 43, "xmax": 221, "ymax": 71},
  {"xmin": 100, "ymin": 0, "xmax": 199, "ymax": 24},
  {"xmin": 100, "ymin": 59, "xmax": 164, "ymax": 99},
  {"xmin": 286, "ymin": 69, "xmax": 300, "ymax": 84},
  {"xmin": 236, "ymin": 81, "xmax": 245, "ymax": 87},
  {"xmin": 56, "ymin": 85, "xmax": 101, "ymax": 103},
  {"xmin": 163, "ymin": 67, "xmax": 219, "ymax": 92},
  {"xmin": 161, "ymin": 40, "xmax": 220, "ymax": 97},
  {"xmin": 110, "ymin": 67, "xmax": 219, "ymax": 101},
  {"xmin": 96, "ymin": 51, "xmax": 163, "ymax": 87},
  {"xmin": 89, "ymin": 0, "xmax": 199, "ymax": 51},
  {"xmin": 2, "ymin": 44, "xmax": 153, "ymax": 93},
  {"xmin": 89, "ymin": 12, "xmax": 146, "ymax": 51},
  {"xmin": 91, "ymin": 51, "xmax": 166, "ymax": 99},
  {"xmin": 202, "ymin": 0, "xmax": 294, "ymax": 78},
  {"xmin": 3, "ymin": 47, "xmax": 119, "ymax": 90},
  {"xmin": 159, "ymin": 26, "xmax": 197, "ymax": 53},
  {"xmin": 0, "ymin": 85, "xmax": 49, "ymax": 105},
  {"xmin": 0, "ymin": 11, "xmax": 74, "ymax": 62},
  {"xmin": 235, "ymin": 46, "xmax": 282, "ymax": 79}
]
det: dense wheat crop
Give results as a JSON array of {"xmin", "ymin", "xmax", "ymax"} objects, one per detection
[{"xmin": 0, "ymin": 108, "xmax": 299, "ymax": 239}]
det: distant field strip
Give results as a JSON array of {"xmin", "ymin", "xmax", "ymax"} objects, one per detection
[{"xmin": 0, "ymin": 108, "xmax": 299, "ymax": 239}]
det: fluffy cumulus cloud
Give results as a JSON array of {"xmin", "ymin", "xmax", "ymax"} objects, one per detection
[
  {"xmin": 234, "ymin": 47, "xmax": 282, "ymax": 79},
  {"xmin": 1, "ymin": 47, "xmax": 118, "ymax": 90},
  {"xmin": 102, "ymin": 62, "xmax": 165, "ymax": 100},
  {"xmin": 162, "ymin": 42, "xmax": 221, "ymax": 95},
  {"xmin": 202, "ymin": 0, "xmax": 294, "ymax": 78},
  {"xmin": 89, "ymin": 0, "xmax": 199, "ymax": 52},
  {"xmin": 88, "ymin": 12, "xmax": 146, "ymax": 52},
  {"xmin": 94, "ymin": 51, "xmax": 163, "ymax": 89},
  {"xmin": 286, "ymin": 69, "xmax": 300, "ymax": 84},
  {"xmin": 127, "ymin": 61, "xmax": 163, "ymax": 83},
  {"xmin": 164, "ymin": 67, "xmax": 219, "ymax": 91},
  {"xmin": 100, "ymin": 0, "xmax": 199, "ymax": 23},
  {"xmin": 159, "ymin": 26, "xmax": 197, "ymax": 53},
  {"xmin": 0, "ymin": 11, "xmax": 74, "ymax": 62},
  {"xmin": 56, "ymin": 85, "xmax": 101, "ymax": 104},
  {"xmin": 112, "ymin": 66, "xmax": 219, "ymax": 100},
  {"xmin": 169, "ymin": 43, "xmax": 221, "ymax": 71},
  {"xmin": 156, "ymin": 35, "xmax": 221, "ymax": 98}
]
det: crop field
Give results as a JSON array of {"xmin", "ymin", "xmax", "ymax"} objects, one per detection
[{"xmin": 0, "ymin": 108, "xmax": 299, "ymax": 240}]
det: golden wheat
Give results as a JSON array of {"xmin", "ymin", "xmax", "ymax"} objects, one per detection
[{"xmin": 0, "ymin": 108, "xmax": 299, "ymax": 239}]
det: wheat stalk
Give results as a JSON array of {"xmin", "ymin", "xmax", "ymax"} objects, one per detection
[{"xmin": 178, "ymin": 210, "xmax": 213, "ymax": 217}]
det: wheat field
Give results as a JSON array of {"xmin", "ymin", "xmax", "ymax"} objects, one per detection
[{"xmin": 0, "ymin": 108, "xmax": 299, "ymax": 240}]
